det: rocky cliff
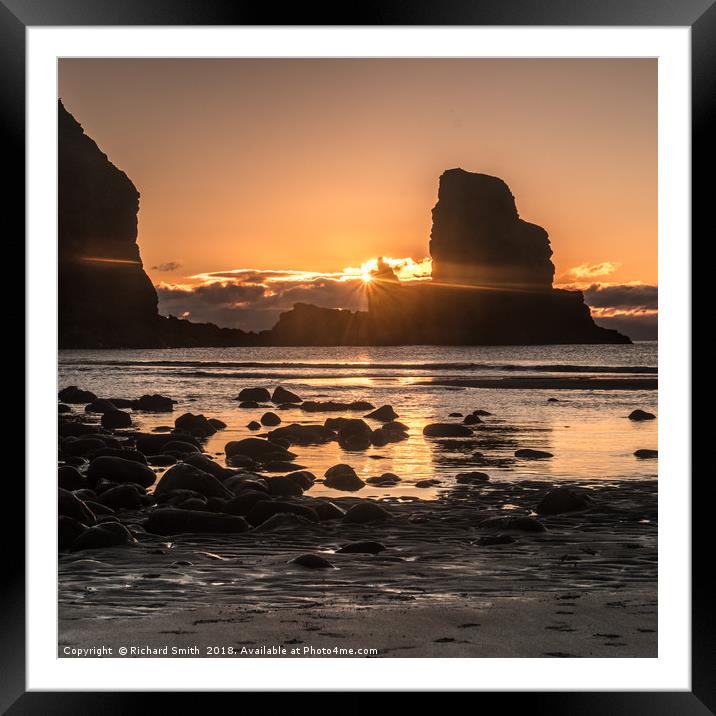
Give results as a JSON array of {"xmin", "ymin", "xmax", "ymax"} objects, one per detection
[
  {"xmin": 58, "ymin": 101, "xmax": 255, "ymax": 348},
  {"xmin": 429, "ymin": 169, "xmax": 555, "ymax": 289},
  {"xmin": 59, "ymin": 100, "xmax": 160, "ymax": 347}
]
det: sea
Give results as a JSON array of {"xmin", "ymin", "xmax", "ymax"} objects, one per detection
[{"xmin": 58, "ymin": 342, "xmax": 658, "ymax": 499}]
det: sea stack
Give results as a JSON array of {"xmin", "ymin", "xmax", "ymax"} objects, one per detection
[
  {"xmin": 362, "ymin": 168, "xmax": 629, "ymax": 345},
  {"xmin": 58, "ymin": 101, "xmax": 256, "ymax": 348},
  {"xmin": 429, "ymin": 169, "xmax": 555, "ymax": 289},
  {"xmin": 59, "ymin": 100, "xmax": 161, "ymax": 347}
]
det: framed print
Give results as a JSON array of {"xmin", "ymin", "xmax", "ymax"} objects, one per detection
[{"xmin": 5, "ymin": 0, "xmax": 709, "ymax": 710}]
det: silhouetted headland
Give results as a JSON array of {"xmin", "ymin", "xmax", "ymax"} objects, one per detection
[{"xmin": 58, "ymin": 102, "xmax": 629, "ymax": 348}]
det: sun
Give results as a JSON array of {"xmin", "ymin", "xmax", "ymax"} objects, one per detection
[{"xmin": 357, "ymin": 258, "xmax": 378, "ymax": 284}]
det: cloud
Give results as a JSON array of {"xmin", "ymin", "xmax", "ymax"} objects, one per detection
[
  {"xmin": 581, "ymin": 282, "xmax": 658, "ymax": 310},
  {"xmin": 151, "ymin": 261, "xmax": 182, "ymax": 272},
  {"xmin": 558, "ymin": 261, "xmax": 621, "ymax": 282},
  {"xmin": 156, "ymin": 272, "xmax": 370, "ymax": 331}
]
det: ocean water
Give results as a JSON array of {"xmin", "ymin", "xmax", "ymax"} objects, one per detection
[{"xmin": 59, "ymin": 343, "xmax": 658, "ymax": 499}]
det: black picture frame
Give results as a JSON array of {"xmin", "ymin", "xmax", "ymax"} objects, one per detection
[{"xmin": 5, "ymin": 0, "xmax": 706, "ymax": 711}]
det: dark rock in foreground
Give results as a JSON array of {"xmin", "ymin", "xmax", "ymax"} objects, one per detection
[
  {"xmin": 514, "ymin": 448, "xmax": 553, "ymax": 459},
  {"xmin": 289, "ymin": 554, "xmax": 334, "ymax": 569},
  {"xmin": 154, "ymin": 463, "xmax": 232, "ymax": 499},
  {"xmin": 536, "ymin": 486, "xmax": 593, "ymax": 515},
  {"xmin": 71, "ymin": 522, "xmax": 136, "ymax": 551},
  {"xmin": 145, "ymin": 509, "xmax": 250, "ymax": 535},
  {"xmin": 423, "ymin": 423, "xmax": 472, "ymax": 438},
  {"xmin": 343, "ymin": 502, "xmax": 391, "ymax": 524},
  {"xmin": 324, "ymin": 464, "xmax": 366, "ymax": 492},
  {"xmin": 272, "ymin": 386, "xmax": 302, "ymax": 403},
  {"xmin": 628, "ymin": 409, "xmax": 656, "ymax": 421},
  {"xmin": 58, "ymin": 386, "xmax": 97, "ymax": 404}
]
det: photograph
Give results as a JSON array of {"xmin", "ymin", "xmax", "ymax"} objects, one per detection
[{"xmin": 55, "ymin": 57, "xmax": 660, "ymax": 660}]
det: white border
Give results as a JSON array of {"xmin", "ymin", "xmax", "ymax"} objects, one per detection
[{"xmin": 27, "ymin": 27, "xmax": 691, "ymax": 691}]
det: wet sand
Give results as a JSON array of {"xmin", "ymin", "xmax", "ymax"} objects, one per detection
[{"xmin": 59, "ymin": 478, "xmax": 657, "ymax": 658}]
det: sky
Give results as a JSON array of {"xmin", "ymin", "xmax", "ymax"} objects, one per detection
[{"xmin": 59, "ymin": 58, "xmax": 657, "ymax": 338}]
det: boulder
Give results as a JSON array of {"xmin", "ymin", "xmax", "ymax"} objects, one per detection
[
  {"xmin": 463, "ymin": 414, "xmax": 482, "ymax": 425},
  {"xmin": 253, "ymin": 513, "xmax": 317, "ymax": 531},
  {"xmin": 182, "ymin": 453, "xmax": 237, "ymax": 480},
  {"xmin": 163, "ymin": 440, "xmax": 201, "ymax": 455},
  {"xmin": 61, "ymin": 437, "xmax": 106, "ymax": 457},
  {"xmin": 272, "ymin": 386, "xmax": 302, "ymax": 403},
  {"xmin": 58, "ymin": 488, "xmax": 96, "ymax": 524},
  {"xmin": 58, "ymin": 386, "xmax": 97, "ymax": 404},
  {"xmin": 423, "ymin": 423, "xmax": 472, "ymax": 437},
  {"xmin": 284, "ymin": 470, "xmax": 316, "ymax": 490},
  {"xmin": 263, "ymin": 461, "xmax": 306, "ymax": 473},
  {"xmin": 289, "ymin": 554, "xmax": 334, "ymax": 569},
  {"xmin": 208, "ymin": 418, "xmax": 227, "ymax": 430},
  {"xmin": 154, "ymin": 463, "xmax": 232, "ymax": 499},
  {"xmin": 266, "ymin": 475, "xmax": 304, "ymax": 497},
  {"xmin": 237, "ymin": 387, "xmax": 271, "ymax": 402},
  {"xmin": 536, "ymin": 486, "xmax": 593, "ymax": 515},
  {"xmin": 98, "ymin": 483, "xmax": 146, "ymax": 510},
  {"xmin": 628, "ymin": 409, "xmax": 656, "ymax": 421},
  {"xmin": 312, "ymin": 500, "xmax": 346, "ymax": 521},
  {"xmin": 174, "ymin": 412, "xmax": 217, "ymax": 437},
  {"xmin": 58, "ymin": 465, "xmax": 88, "ymax": 491},
  {"xmin": 146, "ymin": 454, "xmax": 178, "ymax": 467},
  {"xmin": 261, "ymin": 412, "xmax": 281, "ymax": 427},
  {"xmin": 535, "ymin": 486, "xmax": 592, "ymax": 515},
  {"xmin": 325, "ymin": 417, "xmax": 372, "ymax": 436},
  {"xmin": 101, "ymin": 409, "xmax": 133, "ymax": 429},
  {"xmin": 301, "ymin": 400, "xmax": 374, "ymax": 413},
  {"xmin": 323, "ymin": 464, "xmax": 365, "ymax": 492},
  {"xmin": 266, "ymin": 424, "xmax": 336, "ymax": 446},
  {"xmin": 239, "ymin": 401, "xmax": 259, "ymax": 409},
  {"xmin": 365, "ymin": 405, "xmax": 398, "ymax": 422},
  {"xmin": 90, "ymin": 448, "xmax": 147, "ymax": 464},
  {"xmin": 86, "ymin": 456, "xmax": 156, "ymax": 488},
  {"xmin": 226, "ymin": 453, "xmax": 256, "ymax": 469},
  {"xmin": 145, "ymin": 509, "xmax": 250, "ymax": 535},
  {"xmin": 338, "ymin": 432, "xmax": 373, "ymax": 451},
  {"xmin": 225, "ymin": 438, "xmax": 296, "ymax": 462},
  {"xmin": 343, "ymin": 502, "xmax": 391, "ymax": 524},
  {"xmin": 366, "ymin": 473, "xmax": 401, "ymax": 486},
  {"xmin": 223, "ymin": 491, "xmax": 269, "ymax": 516},
  {"xmin": 455, "ymin": 471, "xmax": 490, "ymax": 485},
  {"xmin": 85, "ymin": 501, "xmax": 115, "ymax": 517},
  {"xmin": 71, "ymin": 522, "xmax": 136, "ymax": 551},
  {"xmin": 634, "ymin": 449, "xmax": 658, "ymax": 459},
  {"xmin": 246, "ymin": 501, "xmax": 319, "ymax": 527},
  {"xmin": 514, "ymin": 448, "xmax": 553, "ymax": 459},
  {"xmin": 132, "ymin": 394, "xmax": 174, "ymax": 412},
  {"xmin": 58, "ymin": 516, "xmax": 85, "ymax": 551},
  {"xmin": 58, "ymin": 403, "xmax": 72, "ymax": 414},
  {"xmin": 84, "ymin": 398, "xmax": 118, "ymax": 414}
]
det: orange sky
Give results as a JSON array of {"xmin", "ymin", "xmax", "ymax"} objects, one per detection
[{"xmin": 58, "ymin": 58, "xmax": 657, "ymax": 293}]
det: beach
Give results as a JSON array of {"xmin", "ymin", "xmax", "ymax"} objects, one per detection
[{"xmin": 58, "ymin": 344, "xmax": 657, "ymax": 658}]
